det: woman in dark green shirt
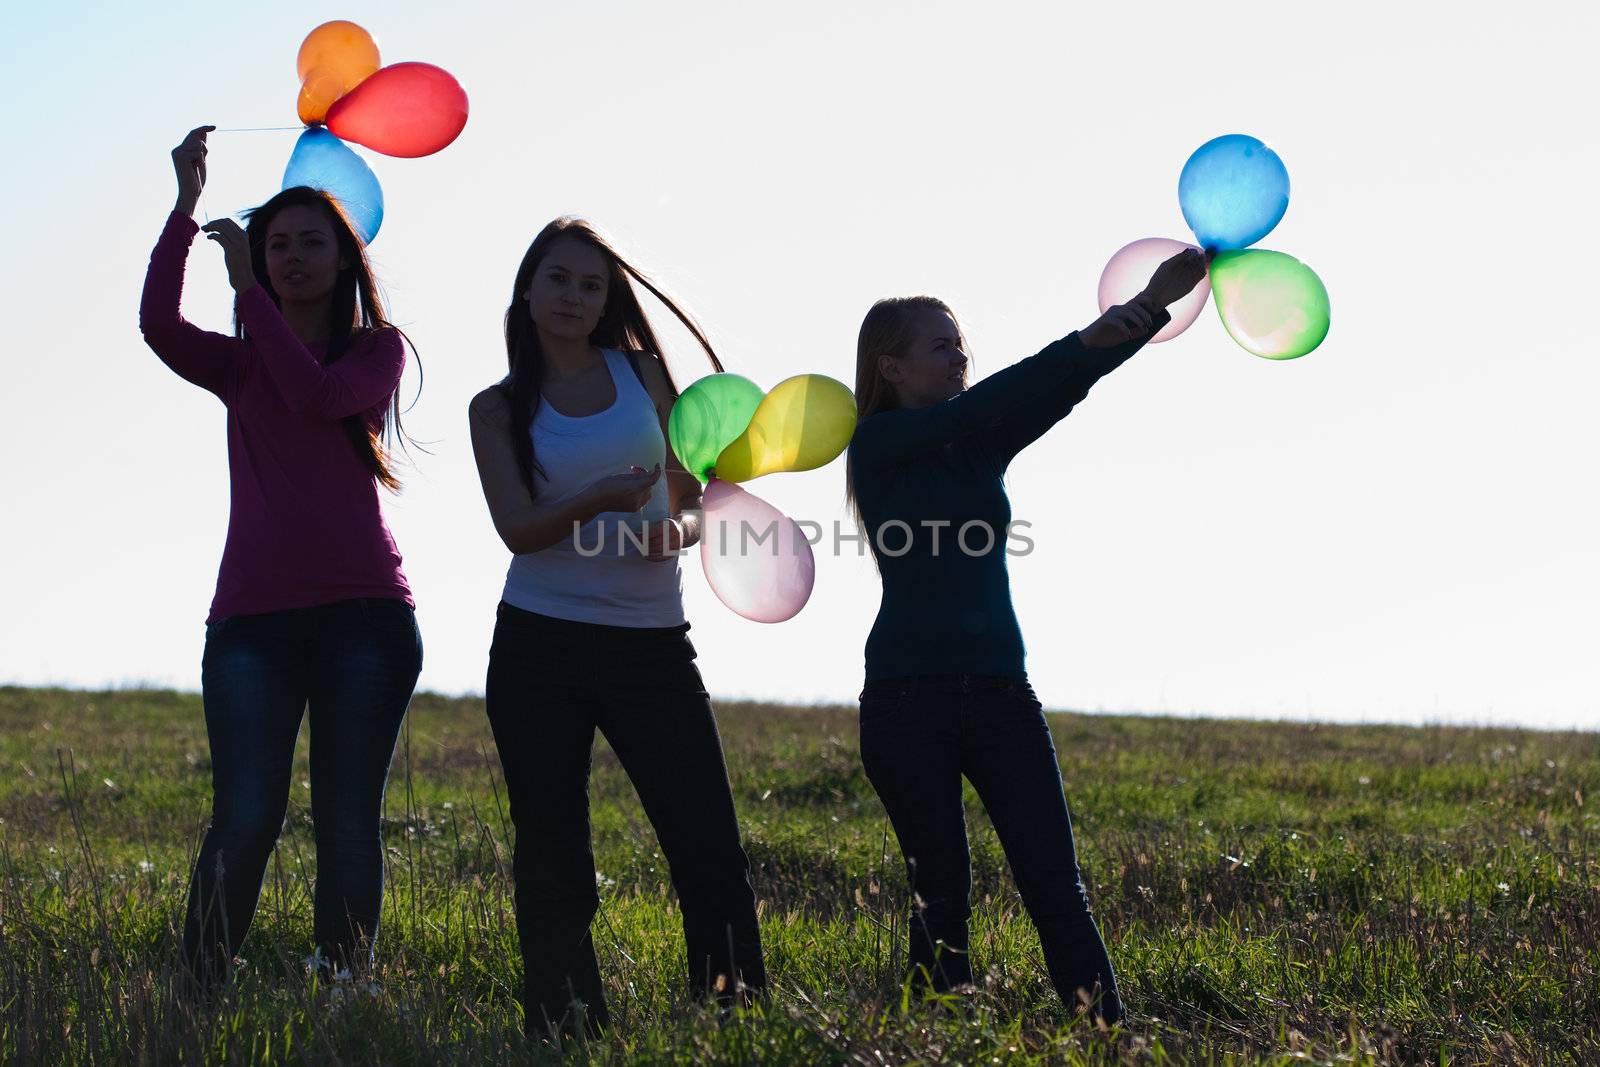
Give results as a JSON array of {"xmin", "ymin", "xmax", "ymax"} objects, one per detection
[{"xmin": 844, "ymin": 248, "xmax": 1205, "ymax": 1024}]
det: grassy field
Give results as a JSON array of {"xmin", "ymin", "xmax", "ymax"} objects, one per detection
[{"xmin": 0, "ymin": 686, "xmax": 1595, "ymax": 1065}]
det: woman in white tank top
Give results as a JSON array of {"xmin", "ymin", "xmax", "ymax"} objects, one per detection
[{"xmin": 467, "ymin": 217, "xmax": 766, "ymax": 1040}]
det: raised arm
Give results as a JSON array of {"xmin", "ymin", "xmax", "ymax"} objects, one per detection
[
  {"xmin": 137, "ymin": 125, "xmax": 242, "ymax": 402},
  {"xmin": 468, "ymin": 385, "xmax": 663, "ymax": 555}
]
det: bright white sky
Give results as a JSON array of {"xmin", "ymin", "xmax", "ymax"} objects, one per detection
[{"xmin": 3, "ymin": 1, "xmax": 1596, "ymax": 728}]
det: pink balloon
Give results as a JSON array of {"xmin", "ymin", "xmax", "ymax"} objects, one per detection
[
  {"xmin": 699, "ymin": 478, "xmax": 815, "ymax": 623},
  {"xmin": 1097, "ymin": 237, "xmax": 1210, "ymax": 343}
]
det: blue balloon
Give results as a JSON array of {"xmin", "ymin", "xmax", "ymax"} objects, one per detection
[
  {"xmin": 1178, "ymin": 134, "xmax": 1289, "ymax": 252},
  {"xmin": 282, "ymin": 128, "xmax": 384, "ymax": 244}
]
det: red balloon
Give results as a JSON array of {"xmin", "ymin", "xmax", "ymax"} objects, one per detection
[{"xmin": 325, "ymin": 62, "xmax": 468, "ymax": 158}]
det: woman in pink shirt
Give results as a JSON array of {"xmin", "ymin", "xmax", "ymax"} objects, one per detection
[{"xmin": 139, "ymin": 126, "xmax": 423, "ymax": 993}]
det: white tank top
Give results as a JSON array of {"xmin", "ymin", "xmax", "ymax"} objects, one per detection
[{"xmin": 501, "ymin": 348, "xmax": 685, "ymax": 627}]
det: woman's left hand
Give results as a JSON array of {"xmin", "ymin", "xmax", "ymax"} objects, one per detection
[
  {"xmin": 1138, "ymin": 247, "xmax": 1208, "ymax": 309},
  {"xmin": 642, "ymin": 517, "xmax": 685, "ymax": 562},
  {"xmin": 201, "ymin": 218, "xmax": 258, "ymax": 295}
]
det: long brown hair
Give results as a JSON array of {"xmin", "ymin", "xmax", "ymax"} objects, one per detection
[
  {"xmin": 236, "ymin": 186, "xmax": 421, "ymax": 493},
  {"xmin": 844, "ymin": 295, "xmax": 967, "ymax": 528},
  {"xmin": 500, "ymin": 217, "xmax": 723, "ymax": 498}
]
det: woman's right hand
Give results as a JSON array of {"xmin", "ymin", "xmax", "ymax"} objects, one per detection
[
  {"xmin": 583, "ymin": 464, "xmax": 662, "ymax": 514},
  {"xmin": 172, "ymin": 125, "xmax": 215, "ymax": 217}
]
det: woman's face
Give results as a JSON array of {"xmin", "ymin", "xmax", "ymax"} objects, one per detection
[
  {"xmin": 883, "ymin": 307, "xmax": 970, "ymax": 409},
  {"xmin": 526, "ymin": 237, "xmax": 611, "ymax": 342},
  {"xmin": 263, "ymin": 204, "xmax": 345, "ymax": 304}
]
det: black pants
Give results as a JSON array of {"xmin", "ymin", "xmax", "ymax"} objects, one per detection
[
  {"xmin": 182, "ymin": 597, "xmax": 422, "ymax": 990},
  {"xmin": 485, "ymin": 602, "xmax": 766, "ymax": 1038},
  {"xmin": 858, "ymin": 672, "xmax": 1123, "ymax": 1023}
]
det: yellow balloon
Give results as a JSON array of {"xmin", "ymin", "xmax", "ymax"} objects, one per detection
[
  {"xmin": 295, "ymin": 21, "xmax": 381, "ymax": 125},
  {"xmin": 714, "ymin": 374, "xmax": 857, "ymax": 482}
]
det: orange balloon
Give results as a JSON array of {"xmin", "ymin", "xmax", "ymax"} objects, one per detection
[
  {"xmin": 294, "ymin": 21, "xmax": 380, "ymax": 125},
  {"xmin": 297, "ymin": 68, "xmax": 349, "ymax": 125}
]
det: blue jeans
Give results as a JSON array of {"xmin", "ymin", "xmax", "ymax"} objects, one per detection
[
  {"xmin": 181, "ymin": 597, "xmax": 422, "ymax": 988},
  {"xmin": 858, "ymin": 673, "xmax": 1123, "ymax": 1023}
]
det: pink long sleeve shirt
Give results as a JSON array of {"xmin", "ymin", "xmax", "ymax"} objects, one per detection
[{"xmin": 138, "ymin": 211, "xmax": 414, "ymax": 624}]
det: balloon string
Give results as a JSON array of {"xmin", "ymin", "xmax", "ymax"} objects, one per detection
[{"xmin": 196, "ymin": 126, "xmax": 300, "ymax": 222}]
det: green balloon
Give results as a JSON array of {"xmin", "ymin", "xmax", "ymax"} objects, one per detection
[
  {"xmin": 1210, "ymin": 249, "xmax": 1330, "ymax": 360},
  {"xmin": 668, "ymin": 373, "xmax": 765, "ymax": 482}
]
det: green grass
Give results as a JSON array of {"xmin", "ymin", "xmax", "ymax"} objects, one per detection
[{"xmin": 1, "ymin": 686, "xmax": 1596, "ymax": 1064}]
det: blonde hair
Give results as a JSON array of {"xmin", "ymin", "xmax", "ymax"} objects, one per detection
[{"xmin": 843, "ymin": 295, "xmax": 968, "ymax": 530}]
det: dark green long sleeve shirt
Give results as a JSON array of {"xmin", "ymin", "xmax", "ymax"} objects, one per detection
[{"xmin": 848, "ymin": 313, "xmax": 1169, "ymax": 683}]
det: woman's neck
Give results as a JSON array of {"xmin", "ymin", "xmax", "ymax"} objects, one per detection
[
  {"xmin": 279, "ymin": 296, "xmax": 335, "ymax": 345},
  {"xmin": 537, "ymin": 329, "xmax": 601, "ymax": 379}
]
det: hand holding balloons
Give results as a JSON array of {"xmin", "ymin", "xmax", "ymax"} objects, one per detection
[
  {"xmin": 1139, "ymin": 247, "xmax": 1209, "ymax": 309},
  {"xmin": 582, "ymin": 464, "xmax": 663, "ymax": 514},
  {"xmin": 641, "ymin": 517, "xmax": 686, "ymax": 562},
  {"xmin": 1097, "ymin": 238, "xmax": 1210, "ymax": 343}
]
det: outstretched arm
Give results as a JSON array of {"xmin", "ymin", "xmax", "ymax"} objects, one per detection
[
  {"xmin": 976, "ymin": 247, "xmax": 1206, "ymax": 465},
  {"xmin": 849, "ymin": 330, "xmax": 1101, "ymax": 471},
  {"xmin": 975, "ymin": 304, "xmax": 1171, "ymax": 465}
]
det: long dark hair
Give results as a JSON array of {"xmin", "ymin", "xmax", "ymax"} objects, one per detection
[
  {"xmin": 235, "ymin": 186, "xmax": 420, "ymax": 493},
  {"xmin": 844, "ymin": 295, "xmax": 966, "ymax": 529},
  {"xmin": 501, "ymin": 217, "xmax": 723, "ymax": 498}
]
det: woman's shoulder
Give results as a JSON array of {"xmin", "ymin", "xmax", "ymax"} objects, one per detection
[
  {"xmin": 850, "ymin": 407, "xmax": 901, "ymax": 436},
  {"xmin": 351, "ymin": 325, "xmax": 405, "ymax": 356},
  {"xmin": 845, "ymin": 407, "xmax": 918, "ymax": 468},
  {"xmin": 468, "ymin": 378, "xmax": 513, "ymax": 422},
  {"xmin": 613, "ymin": 348, "xmax": 674, "ymax": 400}
]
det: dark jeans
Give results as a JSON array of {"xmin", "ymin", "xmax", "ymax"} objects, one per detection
[
  {"xmin": 181, "ymin": 597, "xmax": 422, "ymax": 990},
  {"xmin": 858, "ymin": 672, "xmax": 1123, "ymax": 1024},
  {"xmin": 485, "ymin": 601, "xmax": 766, "ymax": 1039}
]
